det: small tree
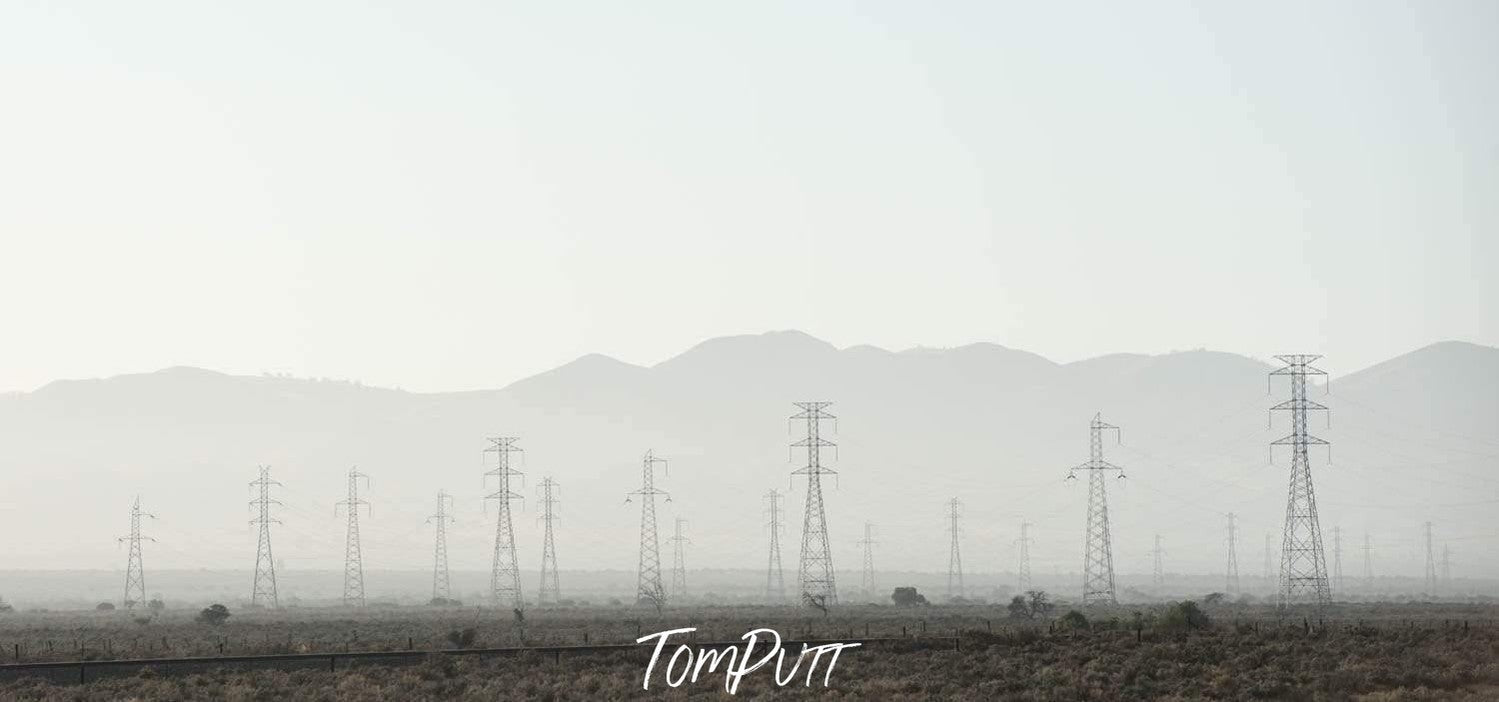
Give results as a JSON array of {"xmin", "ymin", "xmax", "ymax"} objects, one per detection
[
  {"xmin": 803, "ymin": 592, "xmax": 830, "ymax": 616},
  {"xmin": 891, "ymin": 587, "xmax": 929, "ymax": 607},
  {"xmin": 0, "ymin": 597, "xmax": 14, "ymax": 614},
  {"xmin": 1026, "ymin": 590, "xmax": 1053, "ymax": 617},
  {"xmin": 1007, "ymin": 595, "xmax": 1031, "ymax": 619},
  {"xmin": 147, "ymin": 597, "xmax": 166, "ymax": 614},
  {"xmin": 196, "ymin": 604, "xmax": 231, "ymax": 626},
  {"xmin": 445, "ymin": 628, "xmax": 478, "ymax": 649},
  {"xmin": 1059, "ymin": 610, "xmax": 1090, "ymax": 630},
  {"xmin": 1160, "ymin": 600, "xmax": 1211, "ymax": 631},
  {"xmin": 95, "ymin": 602, "xmax": 116, "ymax": 612},
  {"xmin": 1203, "ymin": 592, "xmax": 1226, "ymax": 606}
]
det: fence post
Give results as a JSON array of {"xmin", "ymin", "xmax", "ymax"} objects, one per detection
[
  {"xmin": 329, "ymin": 655, "xmax": 336, "ymax": 672},
  {"xmin": 79, "ymin": 662, "xmax": 86, "ymax": 684}
]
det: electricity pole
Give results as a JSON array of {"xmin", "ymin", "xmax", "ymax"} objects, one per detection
[
  {"xmin": 426, "ymin": 490, "xmax": 454, "ymax": 604},
  {"xmin": 249, "ymin": 467, "xmax": 282, "ymax": 609},
  {"xmin": 483, "ymin": 437, "xmax": 525, "ymax": 611},
  {"xmin": 1069, "ymin": 413, "xmax": 1124, "ymax": 605},
  {"xmin": 946, "ymin": 498, "xmax": 964, "ymax": 600},
  {"xmin": 118, "ymin": 496, "xmax": 156, "ymax": 609},
  {"xmin": 334, "ymin": 468, "xmax": 371, "ymax": 607},
  {"xmin": 791, "ymin": 402, "xmax": 839, "ymax": 608},
  {"xmin": 537, "ymin": 477, "xmax": 561, "ymax": 606},
  {"xmin": 1269, "ymin": 355, "xmax": 1332, "ymax": 608},
  {"xmin": 764, "ymin": 490, "xmax": 786, "ymax": 604},
  {"xmin": 627, "ymin": 451, "xmax": 670, "ymax": 610}
]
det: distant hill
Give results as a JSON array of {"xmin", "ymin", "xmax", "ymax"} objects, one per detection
[{"xmin": 1, "ymin": 332, "xmax": 1495, "ymax": 601}]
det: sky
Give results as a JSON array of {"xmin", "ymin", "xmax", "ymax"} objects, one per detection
[{"xmin": 1, "ymin": 0, "xmax": 1495, "ymax": 394}]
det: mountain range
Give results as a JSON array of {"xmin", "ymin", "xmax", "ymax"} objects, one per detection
[{"xmin": 2, "ymin": 331, "xmax": 1495, "ymax": 596}]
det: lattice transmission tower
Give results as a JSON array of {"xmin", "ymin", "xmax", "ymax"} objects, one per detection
[
  {"xmin": 1269, "ymin": 355, "xmax": 1331, "ymax": 608},
  {"xmin": 249, "ymin": 466, "xmax": 282, "ymax": 608},
  {"xmin": 946, "ymin": 498, "xmax": 964, "ymax": 600},
  {"xmin": 1016, "ymin": 521, "xmax": 1034, "ymax": 594},
  {"xmin": 1151, "ymin": 534, "xmax": 1165, "ymax": 590},
  {"xmin": 764, "ymin": 490, "xmax": 786, "ymax": 604},
  {"xmin": 857, "ymin": 522, "xmax": 877, "ymax": 599},
  {"xmin": 537, "ymin": 477, "xmax": 561, "ymax": 606},
  {"xmin": 626, "ymin": 450, "xmax": 670, "ymax": 610},
  {"xmin": 1225, "ymin": 513, "xmax": 1241, "ymax": 596},
  {"xmin": 483, "ymin": 437, "xmax": 525, "ymax": 611},
  {"xmin": 334, "ymin": 468, "xmax": 372, "ymax": 607},
  {"xmin": 1423, "ymin": 521, "xmax": 1437, "ymax": 595},
  {"xmin": 791, "ymin": 401, "xmax": 838, "ymax": 607},
  {"xmin": 118, "ymin": 496, "xmax": 156, "ymax": 609},
  {"xmin": 426, "ymin": 490, "xmax": 454, "ymax": 604},
  {"xmin": 669, "ymin": 517, "xmax": 690, "ymax": 600},
  {"xmin": 1332, "ymin": 525, "xmax": 1343, "ymax": 597},
  {"xmin": 1068, "ymin": 413, "xmax": 1124, "ymax": 605}
]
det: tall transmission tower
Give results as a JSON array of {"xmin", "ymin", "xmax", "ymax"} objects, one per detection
[
  {"xmin": 1423, "ymin": 521, "xmax": 1437, "ymax": 595},
  {"xmin": 1016, "ymin": 521, "xmax": 1034, "ymax": 594},
  {"xmin": 791, "ymin": 402, "xmax": 839, "ymax": 607},
  {"xmin": 764, "ymin": 490, "xmax": 786, "ymax": 604},
  {"xmin": 249, "ymin": 467, "xmax": 282, "ymax": 609},
  {"xmin": 118, "ymin": 496, "xmax": 156, "ymax": 609},
  {"xmin": 1269, "ymin": 355, "xmax": 1332, "ymax": 608},
  {"xmin": 334, "ymin": 468, "xmax": 372, "ymax": 607},
  {"xmin": 483, "ymin": 437, "xmax": 525, "ymax": 611},
  {"xmin": 1332, "ymin": 525, "xmax": 1343, "ymax": 597},
  {"xmin": 946, "ymin": 498, "xmax": 965, "ymax": 600},
  {"xmin": 1362, "ymin": 531, "xmax": 1374, "ymax": 592},
  {"xmin": 426, "ymin": 491, "xmax": 454, "ymax": 604},
  {"xmin": 537, "ymin": 477, "xmax": 561, "ymax": 606},
  {"xmin": 626, "ymin": 450, "xmax": 670, "ymax": 609},
  {"xmin": 669, "ymin": 517, "xmax": 690, "ymax": 600},
  {"xmin": 1225, "ymin": 512, "xmax": 1241, "ymax": 596},
  {"xmin": 1068, "ymin": 413, "xmax": 1124, "ymax": 605},
  {"xmin": 1441, "ymin": 545, "xmax": 1452, "ymax": 588},
  {"xmin": 857, "ymin": 521, "xmax": 877, "ymax": 599},
  {"xmin": 1151, "ymin": 534, "xmax": 1165, "ymax": 590}
]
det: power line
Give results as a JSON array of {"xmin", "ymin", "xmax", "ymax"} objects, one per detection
[
  {"xmin": 1269, "ymin": 355, "xmax": 1331, "ymax": 608},
  {"xmin": 117, "ymin": 496, "xmax": 156, "ymax": 610},
  {"xmin": 1069, "ymin": 412, "xmax": 1124, "ymax": 606},
  {"xmin": 483, "ymin": 437, "xmax": 525, "ymax": 611},
  {"xmin": 249, "ymin": 466, "xmax": 282, "ymax": 609},
  {"xmin": 791, "ymin": 401, "xmax": 838, "ymax": 609},
  {"xmin": 426, "ymin": 490, "xmax": 454, "ymax": 604},
  {"xmin": 626, "ymin": 450, "xmax": 670, "ymax": 611}
]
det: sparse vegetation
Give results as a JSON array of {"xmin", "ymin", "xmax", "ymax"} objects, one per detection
[{"xmin": 195, "ymin": 604, "xmax": 231, "ymax": 626}]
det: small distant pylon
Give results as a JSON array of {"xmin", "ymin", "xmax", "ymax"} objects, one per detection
[
  {"xmin": 1332, "ymin": 525, "xmax": 1343, "ymax": 597},
  {"xmin": 669, "ymin": 517, "xmax": 690, "ymax": 600},
  {"xmin": 1362, "ymin": 532, "xmax": 1374, "ymax": 592},
  {"xmin": 764, "ymin": 490, "xmax": 786, "ymax": 604},
  {"xmin": 249, "ymin": 466, "xmax": 282, "ymax": 609},
  {"xmin": 1068, "ymin": 413, "xmax": 1125, "ymax": 606},
  {"xmin": 1225, "ymin": 512, "xmax": 1241, "ymax": 596},
  {"xmin": 483, "ymin": 437, "xmax": 525, "ymax": 611},
  {"xmin": 857, "ymin": 522, "xmax": 877, "ymax": 599},
  {"xmin": 1423, "ymin": 521, "xmax": 1436, "ymax": 595},
  {"xmin": 426, "ymin": 491, "xmax": 454, "ymax": 604},
  {"xmin": 626, "ymin": 451, "xmax": 670, "ymax": 610},
  {"xmin": 791, "ymin": 402, "xmax": 839, "ymax": 608},
  {"xmin": 946, "ymin": 498, "xmax": 964, "ymax": 600},
  {"xmin": 118, "ymin": 496, "xmax": 156, "ymax": 609},
  {"xmin": 1016, "ymin": 521, "xmax": 1034, "ymax": 594},
  {"xmin": 537, "ymin": 477, "xmax": 561, "ymax": 606},
  {"xmin": 1269, "ymin": 355, "xmax": 1332, "ymax": 608},
  {"xmin": 334, "ymin": 468, "xmax": 372, "ymax": 607},
  {"xmin": 1151, "ymin": 534, "xmax": 1165, "ymax": 590}
]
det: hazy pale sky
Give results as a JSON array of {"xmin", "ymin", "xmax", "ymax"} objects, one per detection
[{"xmin": 2, "ymin": 1, "xmax": 1495, "ymax": 393}]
